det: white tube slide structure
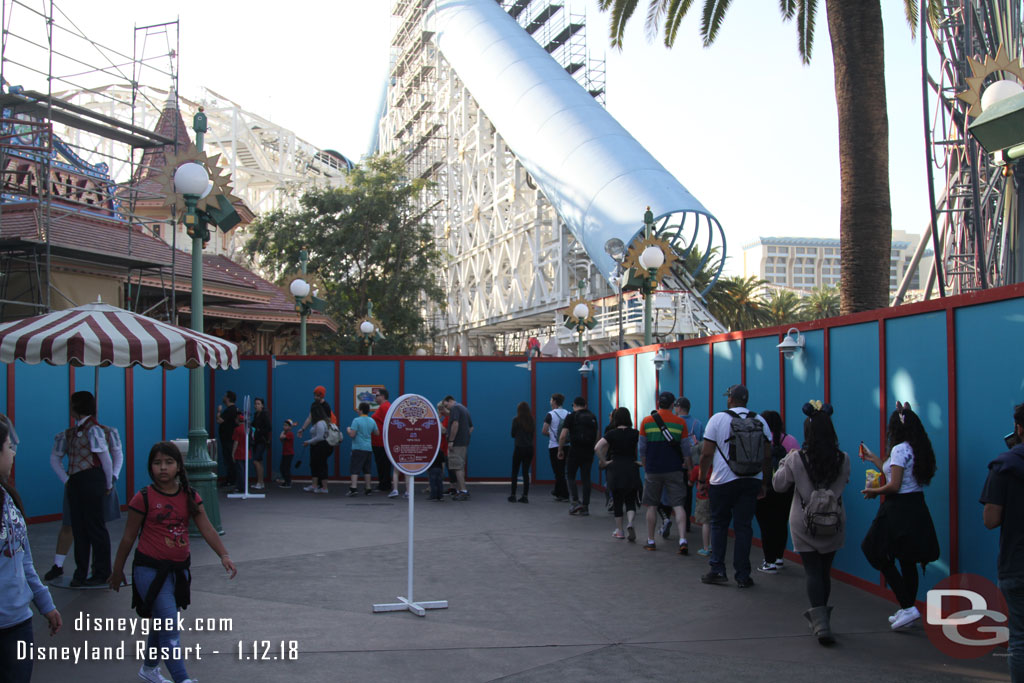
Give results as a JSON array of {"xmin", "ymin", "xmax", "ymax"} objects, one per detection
[{"xmin": 427, "ymin": 0, "xmax": 725, "ymax": 287}]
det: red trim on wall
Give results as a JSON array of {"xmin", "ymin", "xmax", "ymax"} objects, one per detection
[
  {"xmin": 125, "ymin": 367, "xmax": 135, "ymax": 498},
  {"xmin": 823, "ymin": 327, "xmax": 831, "ymax": 404},
  {"xmin": 530, "ymin": 360, "xmax": 537, "ymax": 482},
  {"xmin": 678, "ymin": 348, "xmax": 684, "ymax": 399},
  {"xmin": 632, "ymin": 354, "xmax": 637, "ymax": 421},
  {"xmin": 614, "ymin": 357, "xmax": 619, "ymax": 408},
  {"xmin": 778, "ymin": 332, "xmax": 786, "ymax": 425},
  {"xmin": 266, "ymin": 357, "xmax": 274, "ymax": 483},
  {"xmin": 161, "ymin": 368, "xmax": 166, "ymax": 441},
  {"xmin": 708, "ymin": 342, "xmax": 715, "ymax": 419},
  {"xmin": 399, "ymin": 359, "xmax": 406, "ymax": 395},
  {"xmin": 946, "ymin": 308, "xmax": 959, "ymax": 575},
  {"xmin": 333, "ymin": 359, "xmax": 340, "ymax": 477},
  {"xmin": 740, "ymin": 338, "xmax": 747, "ymax": 387},
  {"xmin": 877, "ymin": 318, "xmax": 888, "ymax": 589}
]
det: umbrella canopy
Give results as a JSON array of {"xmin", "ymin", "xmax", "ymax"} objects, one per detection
[{"xmin": 0, "ymin": 302, "xmax": 239, "ymax": 370}]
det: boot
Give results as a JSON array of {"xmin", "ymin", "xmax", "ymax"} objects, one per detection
[{"xmin": 803, "ymin": 606, "xmax": 835, "ymax": 645}]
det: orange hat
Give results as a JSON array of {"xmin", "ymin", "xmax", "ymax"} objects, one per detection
[{"xmin": 314, "ymin": 385, "xmax": 326, "ymax": 398}]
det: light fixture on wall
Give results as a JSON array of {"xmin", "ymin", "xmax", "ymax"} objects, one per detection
[
  {"xmin": 578, "ymin": 360, "xmax": 594, "ymax": 375},
  {"xmin": 652, "ymin": 348, "xmax": 671, "ymax": 372},
  {"xmin": 777, "ymin": 327, "xmax": 806, "ymax": 359}
]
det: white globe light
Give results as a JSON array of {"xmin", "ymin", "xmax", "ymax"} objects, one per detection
[
  {"xmin": 981, "ymin": 79, "xmax": 1024, "ymax": 112},
  {"xmin": 173, "ymin": 162, "xmax": 210, "ymax": 195},
  {"xmin": 200, "ymin": 180, "xmax": 214, "ymax": 199},
  {"xmin": 415, "ymin": 348, "xmax": 428, "ymax": 356},
  {"xmin": 289, "ymin": 278, "xmax": 311, "ymax": 298},
  {"xmin": 359, "ymin": 320, "xmax": 376, "ymax": 335},
  {"xmin": 572, "ymin": 302, "xmax": 589, "ymax": 319},
  {"xmin": 639, "ymin": 245, "xmax": 666, "ymax": 270}
]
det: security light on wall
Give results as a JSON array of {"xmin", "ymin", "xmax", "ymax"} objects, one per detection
[
  {"xmin": 652, "ymin": 348, "xmax": 671, "ymax": 372},
  {"xmin": 777, "ymin": 328, "xmax": 806, "ymax": 360},
  {"xmin": 578, "ymin": 360, "xmax": 594, "ymax": 375}
]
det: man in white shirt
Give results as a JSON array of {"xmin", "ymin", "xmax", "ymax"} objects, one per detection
[
  {"xmin": 697, "ymin": 384, "xmax": 771, "ymax": 588},
  {"xmin": 541, "ymin": 393, "xmax": 569, "ymax": 502}
]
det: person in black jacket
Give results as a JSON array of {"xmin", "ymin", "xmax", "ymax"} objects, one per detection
[
  {"xmin": 250, "ymin": 398, "xmax": 271, "ymax": 491},
  {"xmin": 509, "ymin": 402, "xmax": 534, "ymax": 503}
]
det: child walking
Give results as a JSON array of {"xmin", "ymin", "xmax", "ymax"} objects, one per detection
[
  {"xmin": 689, "ymin": 462, "xmax": 712, "ymax": 556},
  {"xmin": 278, "ymin": 419, "xmax": 296, "ymax": 488},
  {"xmin": 109, "ymin": 441, "xmax": 237, "ymax": 683}
]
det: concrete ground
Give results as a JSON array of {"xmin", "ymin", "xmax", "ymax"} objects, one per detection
[{"xmin": 24, "ymin": 482, "xmax": 1009, "ymax": 682}]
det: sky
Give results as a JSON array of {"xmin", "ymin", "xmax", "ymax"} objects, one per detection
[{"xmin": 6, "ymin": 0, "xmax": 932, "ymax": 273}]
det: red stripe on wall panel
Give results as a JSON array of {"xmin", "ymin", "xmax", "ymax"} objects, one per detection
[
  {"xmin": 946, "ymin": 308, "xmax": 959, "ymax": 574},
  {"xmin": 125, "ymin": 367, "xmax": 135, "ymax": 498}
]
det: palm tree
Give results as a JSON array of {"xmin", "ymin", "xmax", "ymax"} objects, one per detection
[
  {"xmin": 597, "ymin": 0, "xmax": 939, "ymax": 315},
  {"xmin": 801, "ymin": 285, "xmax": 841, "ymax": 320},
  {"xmin": 713, "ymin": 275, "xmax": 773, "ymax": 331},
  {"xmin": 764, "ymin": 289, "xmax": 805, "ymax": 327}
]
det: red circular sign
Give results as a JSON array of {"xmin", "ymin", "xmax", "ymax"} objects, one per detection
[
  {"xmin": 923, "ymin": 572, "xmax": 1009, "ymax": 659},
  {"xmin": 383, "ymin": 394, "xmax": 441, "ymax": 476}
]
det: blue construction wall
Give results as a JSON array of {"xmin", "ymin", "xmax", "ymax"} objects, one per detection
[{"xmin": 8, "ymin": 285, "xmax": 1024, "ymax": 600}]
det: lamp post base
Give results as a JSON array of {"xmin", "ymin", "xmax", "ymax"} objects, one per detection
[
  {"xmin": 184, "ymin": 428, "xmax": 223, "ymax": 536},
  {"xmin": 373, "ymin": 596, "xmax": 448, "ymax": 617}
]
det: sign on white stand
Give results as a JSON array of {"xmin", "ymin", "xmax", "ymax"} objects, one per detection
[
  {"xmin": 228, "ymin": 395, "xmax": 265, "ymax": 500},
  {"xmin": 373, "ymin": 393, "xmax": 447, "ymax": 617}
]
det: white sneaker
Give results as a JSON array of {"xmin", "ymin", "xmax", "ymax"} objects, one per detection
[
  {"xmin": 252, "ymin": 483, "xmax": 264, "ymax": 490},
  {"xmin": 314, "ymin": 487, "xmax": 328, "ymax": 494},
  {"xmin": 888, "ymin": 608, "xmax": 904, "ymax": 624},
  {"xmin": 388, "ymin": 490, "xmax": 399, "ymax": 498},
  {"xmin": 302, "ymin": 485, "xmax": 315, "ymax": 492},
  {"xmin": 774, "ymin": 559, "xmax": 784, "ymax": 569},
  {"xmin": 891, "ymin": 605, "xmax": 920, "ymax": 630},
  {"xmin": 756, "ymin": 560, "xmax": 778, "ymax": 574},
  {"xmin": 138, "ymin": 664, "xmax": 172, "ymax": 683}
]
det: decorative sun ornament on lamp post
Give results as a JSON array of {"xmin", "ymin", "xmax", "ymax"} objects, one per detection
[
  {"xmin": 622, "ymin": 207, "xmax": 678, "ymax": 346},
  {"xmin": 355, "ymin": 301, "xmax": 384, "ymax": 355},
  {"xmin": 565, "ymin": 280, "xmax": 597, "ymax": 357}
]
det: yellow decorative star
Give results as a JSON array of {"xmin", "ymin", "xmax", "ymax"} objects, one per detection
[
  {"xmin": 156, "ymin": 147, "xmax": 241, "ymax": 217},
  {"xmin": 957, "ymin": 44, "xmax": 1024, "ymax": 118}
]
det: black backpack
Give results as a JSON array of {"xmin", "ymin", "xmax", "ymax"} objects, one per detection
[
  {"xmin": 570, "ymin": 409, "xmax": 598, "ymax": 446},
  {"xmin": 716, "ymin": 409, "xmax": 768, "ymax": 476}
]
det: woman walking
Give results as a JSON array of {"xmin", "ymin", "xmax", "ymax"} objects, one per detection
[
  {"xmin": 595, "ymin": 407, "xmax": 642, "ymax": 542},
  {"xmin": 509, "ymin": 402, "xmax": 534, "ymax": 503},
  {"xmin": 755, "ymin": 410, "xmax": 800, "ymax": 573},
  {"xmin": 109, "ymin": 441, "xmax": 236, "ymax": 683},
  {"xmin": 250, "ymin": 397, "xmax": 271, "ymax": 490},
  {"xmin": 773, "ymin": 401, "xmax": 849, "ymax": 645},
  {"xmin": 860, "ymin": 402, "xmax": 940, "ymax": 631},
  {"xmin": 0, "ymin": 413, "xmax": 62, "ymax": 682},
  {"xmin": 303, "ymin": 402, "xmax": 332, "ymax": 494}
]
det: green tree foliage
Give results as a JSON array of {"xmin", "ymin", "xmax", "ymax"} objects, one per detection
[
  {"xmin": 765, "ymin": 289, "xmax": 806, "ymax": 327},
  {"xmin": 243, "ymin": 155, "xmax": 443, "ymax": 354},
  {"xmin": 800, "ymin": 285, "xmax": 841, "ymax": 320}
]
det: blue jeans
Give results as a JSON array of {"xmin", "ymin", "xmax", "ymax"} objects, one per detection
[
  {"xmin": 0, "ymin": 617, "xmax": 33, "ymax": 683},
  {"xmin": 134, "ymin": 565, "xmax": 190, "ymax": 683},
  {"xmin": 1001, "ymin": 576, "xmax": 1024, "ymax": 683},
  {"xmin": 428, "ymin": 467, "xmax": 443, "ymax": 499},
  {"xmin": 708, "ymin": 477, "xmax": 761, "ymax": 581}
]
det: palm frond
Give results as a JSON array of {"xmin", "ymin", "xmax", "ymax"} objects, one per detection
[
  {"xmin": 701, "ymin": 0, "xmax": 734, "ymax": 46},
  {"xmin": 778, "ymin": 0, "xmax": 796, "ymax": 21},
  {"xmin": 664, "ymin": 0, "xmax": 696, "ymax": 47},
  {"xmin": 795, "ymin": 0, "xmax": 817, "ymax": 64},
  {"xmin": 645, "ymin": 0, "xmax": 668, "ymax": 43},
  {"xmin": 905, "ymin": 0, "xmax": 918, "ymax": 38},
  {"xmin": 608, "ymin": 0, "xmax": 641, "ymax": 49}
]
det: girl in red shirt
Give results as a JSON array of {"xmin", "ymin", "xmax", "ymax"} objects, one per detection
[{"xmin": 109, "ymin": 442, "xmax": 237, "ymax": 683}]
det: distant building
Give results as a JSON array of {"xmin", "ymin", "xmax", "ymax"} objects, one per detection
[{"xmin": 741, "ymin": 231, "xmax": 933, "ymax": 294}]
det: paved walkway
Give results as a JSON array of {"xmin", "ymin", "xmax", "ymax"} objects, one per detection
[{"xmin": 25, "ymin": 483, "xmax": 1009, "ymax": 682}]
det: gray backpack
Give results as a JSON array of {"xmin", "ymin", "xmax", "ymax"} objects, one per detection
[
  {"xmin": 717, "ymin": 410, "xmax": 767, "ymax": 476},
  {"xmin": 797, "ymin": 451, "xmax": 842, "ymax": 537}
]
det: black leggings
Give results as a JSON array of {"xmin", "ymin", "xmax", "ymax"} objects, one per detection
[
  {"xmin": 881, "ymin": 555, "xmax": 920, "ymax": 609},
  {"xmin": 799, "ymin": 551, "xmax": 836, "ymax": 607},
  {"xmin": 310, "ymin": 442, "xmax": 332, "ymax": 487},
  {"xmin": 611, "ymin": 487, "xmax": 637, "ymax": 518},
  {"xmin": 756, "ymin": 488, "xmax": 793, "ymax": 563},
  {"xmin": 510, "ymin": 446, "xmax": 533, "ymax": 496},
  {"xmin": 567, "ymin": 455, "xmax": 593, "ymax": 506}
]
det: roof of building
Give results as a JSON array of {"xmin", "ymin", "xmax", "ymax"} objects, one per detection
[{"xmin": 742, "ymin": 236, "xmax": 911, "ymax": 251}]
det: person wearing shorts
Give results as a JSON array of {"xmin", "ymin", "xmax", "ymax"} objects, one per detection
[
  {"xmin": 346, "ymin": 402, "xmax": 378, "ymax": 496},
  {"xmin": 443, "ymin": 396, "xmax": 473, "ymax": 500},
  {"xmin": 639, "ymin": 392, "xmax": 690, "ymax": 553}
]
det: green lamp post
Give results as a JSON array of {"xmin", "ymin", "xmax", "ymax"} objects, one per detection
[
  {"xmin": 355, "ymin": 301, "xmax": 384, "ymax": 355},
  {"xmin": 564, "ymin": 280, "xmax": 596, "ymax": 356},
  {"xmin": 287, "ymin": 249, "xmax": 326, "ymax": 355}
]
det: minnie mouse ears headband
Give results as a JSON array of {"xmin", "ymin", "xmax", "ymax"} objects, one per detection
[
  {"xmin": 895, "ymin": 401, "xmax": 913, "ymax": 423},
  {"xmin": 802, "ymin": 399, "xmax": 834, "ymax": 417}
]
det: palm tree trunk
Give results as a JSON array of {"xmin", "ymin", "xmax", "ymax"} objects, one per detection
[{"xmin": 826, "ymin": 0, "xmax": 892, "ymax": 314}]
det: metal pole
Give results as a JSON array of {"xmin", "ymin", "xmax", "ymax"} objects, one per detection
[
  {"xmin": 185, "ymin": 108, "xmax": 222, "ymax": 534},
  {"xmin": 299, "ymin": 249, "xmax": 308, "ymax": 355},
  {"xmin": 643, "ymin": 208, "xmax": 654, "ymax": 347},
  {"xmin": 577, "ymin": 328, "xmax": 584, "ymax": 357},
  {"xmin": 617, "ymin": 266, "xmax": 624, "ymax": 350},
  {"xmin": 407, "ymin": 473, "xmax": 414, "ymax": 603}
]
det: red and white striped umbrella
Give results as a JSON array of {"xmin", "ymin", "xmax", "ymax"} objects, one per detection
[{"xmin": 0, "ymin": 302, "xmax": 238, "ymax": 370}]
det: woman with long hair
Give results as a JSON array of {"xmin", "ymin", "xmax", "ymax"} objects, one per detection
[
  {"xmin": 0, "ymin": 413, "xmax": 62, "ymax": 682},
  {"xmin": 303, "ymin": 402, "xmax": 332, "ymax": 494},
  {"xmin": 860, "ymin": 401, "xmax": 940, "ymax": 631},
  {"xmin": 595, "ymin": 407, "xmax": 642, "ymax": 541},
  {"xmin": 754, "ymin": 410, "xmax": 800, "ymax": 574},
  {"xmin": 509, "ymin": 402, "xmax": 535, "ymax": 503},
  {"xmin": 773, "ymin": 401, "xmax": 849, "ymax": 645},
  {"xmin": 110, "ymin": 441, "xmax": 236, "ymax": 683}
]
